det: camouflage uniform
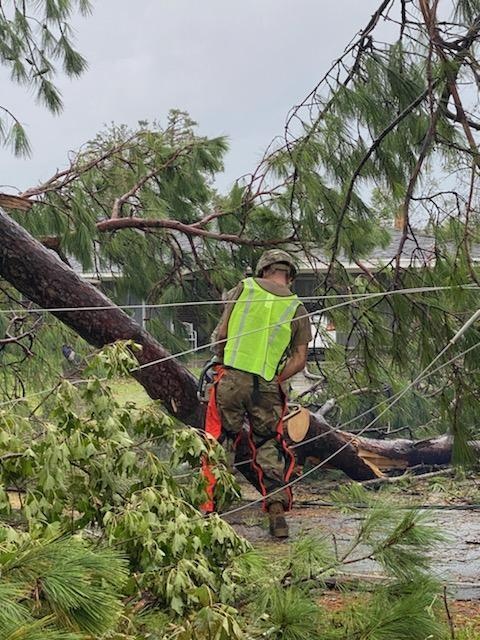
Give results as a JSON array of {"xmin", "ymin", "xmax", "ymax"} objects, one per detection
[
  {"xmin": 208, "ymin": 271, "xmax": 312, "ymax": 510},
  {"xmin": 215, "ymin": 369, "xmax": 293, "ymax": 508}
]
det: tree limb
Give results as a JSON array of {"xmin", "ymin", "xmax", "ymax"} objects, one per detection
[{"xmin": 95, "ymin": 216, "xmax": 291, "ymax": 246}]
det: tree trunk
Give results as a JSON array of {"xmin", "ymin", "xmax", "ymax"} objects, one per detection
[
  {"xmin": 0, "ymin": 208, "xmax": 199, "ymax": 424},
  {"xmin": 292, "ymin": 413, "xmax": 456, "ymax": 480},
  {"xmin": 0, "ymin": 208, "xmax": 458, "ymax": 482}
]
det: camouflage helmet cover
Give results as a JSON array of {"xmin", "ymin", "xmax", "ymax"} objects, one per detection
[{"xmin": 255, "ymin": 249, "xmax": 297, "ymax": 277}]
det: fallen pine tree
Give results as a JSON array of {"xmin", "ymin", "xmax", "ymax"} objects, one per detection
[
  {"xmin": 0, "ymin": 207, "xmax": 463, "ymax": 483},
  {"xmin": 291, "ymin": 413, "xmax": 457, "ymax": 480}
]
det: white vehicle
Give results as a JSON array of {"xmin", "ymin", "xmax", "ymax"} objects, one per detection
[{"xmin": 308, "ymin": 314, "xmax": 336, "ymax": 358}]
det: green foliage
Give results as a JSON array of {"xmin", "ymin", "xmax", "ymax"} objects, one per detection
[
  {"xmin": 240, "ymin": 519, "xmax": 447, "ymax": 639},
  {"xmin": 0, "ymin": 2, "xmax": 479, "ymax": 442},
  {"xmin": 0, "ymin": 0, "xmax": 90, "ymax": 155},
  {"xmin": 0, "ymin": 344, "xmax": 246, "ymax": 613},
  {"xmin": 11, "ymin": 114, "xmax": 238, "ymax": 354},
  {"xmin": 0, "ymin": 345, "xmax": 452, "ymax": 639},
  {"xmin": 339, "ymin": 577, "xmax": 447, "ymax": 640},
  {"xmin": 164, "ymin": 603, "xmax": 244, "ymax": 640},
  {"xmin": 0, "ymin": 0, "xmax": 478, "ymax": 636},
  {"xmin": 254, "ymin": 586, "xmax": 324, "ymax": 640},
  {"xmin": 330, "ymin": 484, "xmax": 444, "ymax": 580},
  {"xmin": 2, "ymin": 2, "xmax": 480, "ymax": 633},
  {"xmin": 8, "ymin": 2, "xmax": 480, "ymax": 448},
  {"xmin": 0, "ymin": 282, "xmax": 90, "ymax": 399},
  {"xmin": 0, "ymin": 530, "xmax": 126, "ymax": 638},
  {"xmin": 455, "ymin": 0, "xmax": 480, "ymax": 22}
]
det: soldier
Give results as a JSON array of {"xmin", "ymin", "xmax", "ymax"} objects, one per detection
[{"xmin": 203, "ymin": 250, "xmax": 311, "ymax": 538}]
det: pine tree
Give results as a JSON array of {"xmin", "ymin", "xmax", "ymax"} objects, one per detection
[
  {"xmin": 0, "ymin": 345, "xmax": 452, "ymax": 639},
  {"xmin": 0, "ymin": 0, "xmax": 90, "ymax": 156},
  {"xmin": 2, "ymin": 0, "xmax": 480, "ymax": 446}
]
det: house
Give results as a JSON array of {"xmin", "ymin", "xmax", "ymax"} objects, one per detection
[
  {"xmin": 71, "ymin": 227, "xmax": 480, "ymax": 359},
  {"xmin": 293, "ymin": 228, "xmax": 480, "ymax": 355}
]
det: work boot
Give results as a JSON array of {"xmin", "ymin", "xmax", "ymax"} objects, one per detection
[{"xmin": 268, "ymin": 502, "xmax": 289, "ymax": 538}]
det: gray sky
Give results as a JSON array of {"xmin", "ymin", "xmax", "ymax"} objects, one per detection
[{"xmin": 0, "ymin": 0, "xmax": 384, "ymax": 194}]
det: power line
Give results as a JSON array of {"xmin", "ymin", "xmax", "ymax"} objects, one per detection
[
  {"xmin": 91, "ymin": 310, "xmax": 480, "ymax": 538},
  {"xmin": 295, "ymin": 500, "xmax": 480, "ymax": 512},
  {"xmin": 132, "ymin": 294, "xmax": 377, "ymax": 370},
  {"xmin": 286, "ymin": 340, "xmax": 480, "ymax": 452},
  {"xmin": 0, "ymin": 286, "xmax": 478, "ymax": 514},
  {"xmin": 133, "ymin": 285, "xmax": 480, "ymax": 372},
  {"xmin": 216, "ymin": 307, "xmax": 480, "ymax": 519},
  {"xmin": 1, "ymin": 285, "xmax": 478, "ymax": 544},
  {"xmin": 0, "ymin": 283, "xmax": 477, "ymax": 316},
  {"xmin": 0, "ymin": 283, "xmax": 476, "ymax": 408},
  {"xmin": 3, "ymin": 328, "xmax": 479, "ymax": 549},
  {"xmin": 2, "ymin": 335, "xmax": 476, "ymax": 504},
  {"xmin": 130, "ymin": 339, "xmax": 480, "ymax": 479},
  {"xmin": 1, "ymin": 286, "xmax": 479, "ymax": 414}
]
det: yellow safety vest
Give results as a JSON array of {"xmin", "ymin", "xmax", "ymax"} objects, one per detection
[{"xmin": 223, "ymin": 278, "xmax": 301, "ymax": 381}]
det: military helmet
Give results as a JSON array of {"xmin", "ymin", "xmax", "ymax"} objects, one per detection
[{"xmin": 255, "ymin": 249, "xmax": 297, "ymax": 278}]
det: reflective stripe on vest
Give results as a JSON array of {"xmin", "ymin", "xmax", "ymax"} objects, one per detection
[{"xmin": 223, "ymin": 278, "xmax": 301, "ymax": 381}]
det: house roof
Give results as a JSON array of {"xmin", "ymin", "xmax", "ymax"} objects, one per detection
[
  {"xmin": 64, "ymin": 227, "xmax": 480, "ymax": 280},
  {"xmin": 295, "ymin": 228, "xmax": 480, "ymax": 274},
  {"xmin": 66, "ymin": 254, "xmax": 122, "ymax": 282}
]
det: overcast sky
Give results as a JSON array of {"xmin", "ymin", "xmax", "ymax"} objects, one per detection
[{"xmin": 0, "ymin": 1, "xmax": 385, "ymax": 194}]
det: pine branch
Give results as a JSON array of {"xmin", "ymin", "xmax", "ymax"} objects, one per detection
[{"xmin": 95, "ymin": 216, "xmax": 293, "ymax": 246}]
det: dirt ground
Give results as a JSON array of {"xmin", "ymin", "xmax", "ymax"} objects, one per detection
[{"xmin": 225, "ymin": 472, "xmax": 480, "ymax": 636}]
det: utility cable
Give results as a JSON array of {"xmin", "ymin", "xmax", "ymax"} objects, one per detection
[
  {"xmin": 217, "ymin": 306, "xmax": 480, "ymax": 519},
  {"xmin": 285, "ymin": 339, "xmax": 480, "ymax": 453},
  {"xmin": 188, "ymin": 339, "xmax": 480, "ymax": 477},
  {"xmin": 98, "ymin": 309, "xmax": 480, "ymax": 538},
  {"xmin": 127, "ymin": 338, "xmax": 480, "ymax": 480},
  {"xmin": 294, "ymin": 500, "xmax": 480, "ymax": 512},
  {"xmin": 1, "ymin": 289, "xmax": 479, "ymax": 521},
  {"xmin": 3, "ymin": 303, "xmax": 479, "ymax": 555},
  {"xmin": 0, "ymin": 285, "xmax": 459, "ymax": 408},
  {"xmin": 0, "ymin": 283, "xmax": 477, "ymax": 316},
  {"xmin": 231, "ymin": 339, "xmax": 480, "ymax": 472},
  {"xmin": 132, "ymin": 285, "xmax": 480, "ymax": 372}
]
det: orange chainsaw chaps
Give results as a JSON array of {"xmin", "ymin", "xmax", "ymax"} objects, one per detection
[
  {"xmin": 200, "ymin": 367, "xmax": 224, "ymax": 513},
  {"xmin": 201, "ymin": 458, "xmax": 216, "ymax": 513}
]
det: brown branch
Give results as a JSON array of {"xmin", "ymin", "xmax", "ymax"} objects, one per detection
[
  {"xmin": 38, "ymin": 236, "xmax": 70, "ymax": 265},
  {"xmin": 394, "ymin": 114, "xmax": 440, "ymax": 275},
  {"xmin": 189, "ymin": 209, "xmax": 226, "ymax": 228},
  {"xmin": 422, "ymin": 2, "xmax": 480, "ymax": 166},
  {"xmin": 395, "ymin": 2, "xmax": 480, "ymax": 274},
  {"xmin": 447, "ymin": 79, "xmax": 480, "ymax": 167},
  {"xmin": 0, "ymin": 452, "xmax": 25, "ymax": 462},
  {"xmin": 39, "ymin": 236, "xmax": 60, "ymax": 250},
  {"xmin": 443, "ymin": 585, "xmax": 456, "ymax": 640},
  {"xmin": 95, "ymin": 216, "xmax": 291, "ymax": 247},
  {"xmin": 445, "ymin": 108, "xmax": 480, "ymax": 131},
  {"xmin": 0, "ymin": 193, "xmax": 34, "ymax": 211},
  {"xmin": 325, "ymin": 86, "xmax": 432, "ymax": 282},
  {"xmin": 20, "ymin": 135, "xmax": 140, "ymax": 200},
  {"xmin": 0, "ymin": 331, "xmax": 34, "ymax": 346}
]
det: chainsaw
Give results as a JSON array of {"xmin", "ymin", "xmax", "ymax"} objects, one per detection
[{"xmin": 197, "ymin": 357, "xmax": 219, "ymax": 403}]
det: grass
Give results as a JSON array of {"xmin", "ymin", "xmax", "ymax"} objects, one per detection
[{"xmin": 113, "ymin": 379, "xmax": 151, "ymax": 407}]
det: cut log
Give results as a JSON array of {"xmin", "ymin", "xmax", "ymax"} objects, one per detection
[
  {"xmin": 292, "ymin": 413, "xmax": 459, "ymax": 480},
  {"xmin": 0, "ymin": 208, "xmax": 462, "ymax": 483}
]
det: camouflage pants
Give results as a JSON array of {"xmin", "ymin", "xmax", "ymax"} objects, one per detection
[{"xmin": 214, "ymin": 368, "xmax": 295, "ymax": 510}]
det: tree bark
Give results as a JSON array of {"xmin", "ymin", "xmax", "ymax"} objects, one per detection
[
  {"xmin": 0, "ymin": 208, "xmax": 460, "ymax": 482},
  {"xmin": 0, "ymin": 208, "xmax": 199, "ymax": 424},
  {"xmin": 292, "ymin": 413, "xmax": 456, "ymax": 480}
]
